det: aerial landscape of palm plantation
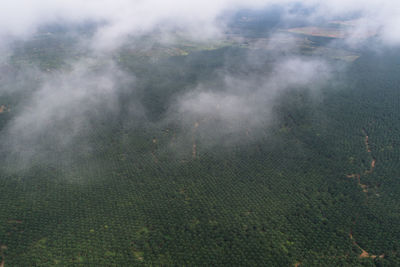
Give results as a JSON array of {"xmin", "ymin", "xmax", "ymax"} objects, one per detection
[{"xmin": 0, "ymin": 0, "xmax": 400, "ymax": 266}]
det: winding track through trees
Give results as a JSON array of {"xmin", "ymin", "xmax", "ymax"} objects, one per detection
[
  {"xmin": 346, "ymin": 129, "xmax": 376, "ymax": 194},
  {"xmin": 346, "ymin": 128, "xmax": 383, "ymax": 259},
  {"xmin": 192, "ymin": 122, "xmax": 199, "ymax": 159},
  {"xmin": 0, "ymin": 245, "xmax": 6, "ymax": 267}
]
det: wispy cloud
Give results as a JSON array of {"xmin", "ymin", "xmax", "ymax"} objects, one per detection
[
  {"xmin": 0, "ymin": 0, "xmax": 397, "ymax": 168},
  {"xmin": 1, "ymin": 0, "xmax": 400, "ymax": 46}
]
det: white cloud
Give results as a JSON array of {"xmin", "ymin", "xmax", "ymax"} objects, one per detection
[{"xmin": 1, "ymin": 0, "xmax": 400, "ymax": 46}]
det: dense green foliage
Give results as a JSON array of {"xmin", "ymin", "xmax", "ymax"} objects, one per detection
[{"xmin": 0, "ymin": 22, "xmax": 400, "ymax": 266}]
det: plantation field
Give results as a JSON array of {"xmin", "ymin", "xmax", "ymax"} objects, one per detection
[
  {"xmin": 287, "ymin": 27, "xmax": 347, "ymax": 38},
  {"xmin": 286, "ymin": 23, "xmax": 377, "ymax": 40},
  {"xmin": 0, "ymin": 20, "xmax": 399, "ymax": 266}
]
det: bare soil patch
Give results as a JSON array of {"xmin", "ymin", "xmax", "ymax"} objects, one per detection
[
  {"xmin": 365, "ymin": 159, "xmax": 376, "ymax": 175},
  {"xmin": 287, "ymin": 27, "xmax": 346, "ymax": 38},
  {"xmin": 349, "ymin": 233, "xmax": 383, "ymax": 259}
]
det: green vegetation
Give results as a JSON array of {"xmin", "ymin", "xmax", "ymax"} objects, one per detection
[{"xmin": 0, "ymin": 24, "xmax": 399, "ymax": 266}]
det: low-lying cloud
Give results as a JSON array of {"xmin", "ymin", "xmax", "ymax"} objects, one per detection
[
  {"xmin": 1, "ymin": 0, "xmax": 400, "ymax": 46},
  {"xmin": 0, "ymin": 0, "xmax": 397, "ymax": 169},
  {"xmin": 0, "ymin": 60, "xmax": 136, "ymax": 167},
  {"xmin": 172, "ymin": 57, "xmax": 330, "ymax": 137}
]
